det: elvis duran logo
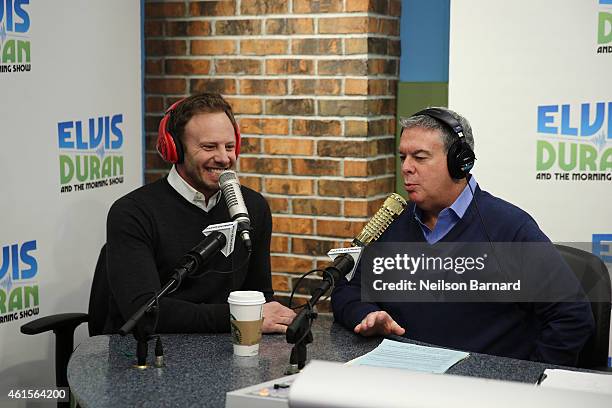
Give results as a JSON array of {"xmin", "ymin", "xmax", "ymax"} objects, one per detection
[
  {"xmin": 58, "ymin": 114, "xmax": 125, "ymax": 193},
  {"xmin": 0, "ymin": 240, "xmax": 40, "ymax": 325},
  {"xmin": 535, "ymin": 102, "xmax": 612, "ymax": 182},
  {"xmin": 598, "ymin": 0, "xmax": 612, "ymax": 54},
  {"xmin": 593, "ymin": 234, "xmax": 612, "ymax": 264},
  {"xmin": 0, "ymin": 0, "xmax": 31, "ymax": 73}
]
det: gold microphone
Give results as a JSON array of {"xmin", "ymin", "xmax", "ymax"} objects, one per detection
[{"xmin": 352, "ymin": 193, "xmax": 408, "ymax": 247}]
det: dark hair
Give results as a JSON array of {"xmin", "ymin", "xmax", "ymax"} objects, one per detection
[{"xmin": 167, "ymin": 93, "xmax": 237, "ymax": 142}]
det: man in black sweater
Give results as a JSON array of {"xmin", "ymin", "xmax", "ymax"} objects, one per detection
[{"xmin": 104, "ymin": 93, "xmax": 295, "ymax": 334}]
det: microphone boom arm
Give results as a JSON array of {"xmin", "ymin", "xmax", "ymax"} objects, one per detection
[
  {"xmin": 285, "ymin": 254, "xmax": 355, "ymax": 372},
  {"xmin": 284, "ymin": 193, "xmax": 407, "ymax": 372},
  {"xmin": 119, "ymin": 231, "xmax": 227, "ymax": 336}
]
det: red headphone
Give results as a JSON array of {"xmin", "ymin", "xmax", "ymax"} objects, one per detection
[{"xmin": 156, "ymin": 99, "xmax": 241, "ymax": 164}]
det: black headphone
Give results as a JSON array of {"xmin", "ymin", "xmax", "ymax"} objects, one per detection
[{"xmin": 412, "ymin": 108, "xmax": 476, "ymax": 179}]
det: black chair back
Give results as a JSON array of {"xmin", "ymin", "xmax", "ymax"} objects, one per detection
[
  {"xmin": 88, "ymin": 244, "xmax": 111, "ymax": 336},
  {"xmin": 555, "ymin": 244, "xmax": 611, "ymax": 368}
]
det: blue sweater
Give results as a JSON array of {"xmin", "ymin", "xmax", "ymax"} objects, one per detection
[{"xmin": 331, "ymin": 187, "xmax": 595, "ymax": 366}]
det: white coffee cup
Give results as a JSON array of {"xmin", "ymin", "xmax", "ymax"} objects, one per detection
[{"xmin": 227, "ymin": 291, "xmax": 266, "ymax": 356}]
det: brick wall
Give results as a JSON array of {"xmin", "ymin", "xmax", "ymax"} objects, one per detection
[{"xmin": 144, "ymin": 0, "xmax": 401, "ymax": 312}]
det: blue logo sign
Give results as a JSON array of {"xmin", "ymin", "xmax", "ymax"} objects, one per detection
[
  {"xmin": 535, "ymin": 102, "xmax": 612, "ymax": 181},
  {"xmin": 593, "ymin": 234, "xmax": 612, "ymax": 263},
  {"xmin": 57, "ymin": 114, "xmax": 126, "ymax": 193},
  {"xmin": 598, "ymin": 0, "xmax": 612, "ymax": 53},
  {"xmin": 0, "ymin": 239, "xmax": 40, "ymax": 324},
  {"xmin": 0, "ymin": 0, "xmax": 31, "ymax": 73}
]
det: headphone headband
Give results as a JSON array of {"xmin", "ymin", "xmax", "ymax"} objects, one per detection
[{"xmin": 413, "ymin": 108, "xmax": 465, "ymax": 139}]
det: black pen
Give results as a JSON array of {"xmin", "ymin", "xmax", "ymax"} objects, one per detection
[{"xmin": 536, "ymin": 372, "xmax": 547, "ymax": 385}]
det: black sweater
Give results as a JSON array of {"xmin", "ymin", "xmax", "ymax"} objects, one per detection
[{"xmin": 104, "ymin": 177, "xmax": 273, "ymax": 333}]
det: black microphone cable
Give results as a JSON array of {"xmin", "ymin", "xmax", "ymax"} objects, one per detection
[
  {"xmin": 287, "ymin": 193, "xmax": 408, "ymax": 312},
  {"xmin": 289, "ymin": 268, "xmax": 335, "ymax": 311},
  {"xmin": 466, "ymin": 178, "xmax": 510, "ymax": 284},
  {"xmin": 188, "ymin": 252, "xmax": 251, "ymax": 278}
]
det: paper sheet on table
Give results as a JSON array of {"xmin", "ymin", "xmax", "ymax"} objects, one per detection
[
  {"xmin": 348, "ymin": 339, "xmax": 470, "ymax": 374},
  {"xmin": 539, "ymin": 369, "xmax": 612, "ymax": 395}
]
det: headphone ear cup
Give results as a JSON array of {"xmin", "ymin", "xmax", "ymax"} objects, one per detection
[
  {"xmin": 156, "ymin": 113, "xmax": 179, "ymax": 164},
  {"xmin": 156, "ymin": 100, "xmax": 185, "ymax": 164},
  {"xmin": 234, "ymin": 121, "xmax": 241, "ymax": 158},
  {"xmin": 447, "ymin": 140, "xmax": 475, "ymax": 179}
]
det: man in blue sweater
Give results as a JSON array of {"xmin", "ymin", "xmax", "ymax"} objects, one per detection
[{"xmin": 331, "ymin": 107, "xmax": 594, "ymax": 366}]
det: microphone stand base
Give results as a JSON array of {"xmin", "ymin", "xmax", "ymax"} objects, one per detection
[
  {"xmin": 130, "ymin": 307, "xmax": 159, "ymax": 369},
  {"xmin": 132, "ymin": 364, "xmax": 150, "ymax": 370},
  {"xmin": 284, "ymin": 364, "xmax": 300, "ymax": 375}
]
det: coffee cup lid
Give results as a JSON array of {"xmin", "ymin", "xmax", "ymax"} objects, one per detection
[{"xmin": 228, "ymin": 291, "xmax": 266, "ymax": 305}]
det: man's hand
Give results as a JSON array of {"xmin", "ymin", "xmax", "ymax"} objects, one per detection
[
  {"xmin": 354, "ymin": 311, "xmax": 405, "ymax": 337},
  {"xmin": 262, "ymin": 301, "xmax": 296, "ymax": 334}
]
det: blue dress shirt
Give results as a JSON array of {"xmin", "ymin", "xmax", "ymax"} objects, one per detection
[{"xmin": 414, "ymin": 176, "xmax": 478, "ymax": 243}]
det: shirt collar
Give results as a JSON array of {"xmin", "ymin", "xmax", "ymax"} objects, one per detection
[
  {"xmin": 414, "ymin": 175, "xmax": 478, "ymax": 221},
  {"xmin": 449, "ymin": 175, "xmax": 477, "ymax": 218},
  {"xmin": 167, "ymin": 165, "xmax": 221, "ymax": 212}
]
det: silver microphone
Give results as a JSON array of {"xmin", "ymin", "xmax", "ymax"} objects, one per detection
[{"xmin": 219, "ymin": 170, "xmax": 252, "ymax": 252}]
